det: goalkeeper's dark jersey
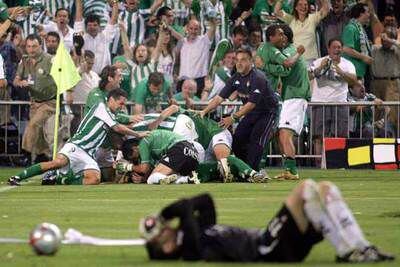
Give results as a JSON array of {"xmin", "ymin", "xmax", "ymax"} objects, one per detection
[
  {"xmin": 154, "ymin": 194, "xmax": 263, "ymax": 261},
  {"xmin": 147, "ymin": 194, "xmax": 323, "ymax": 262}
]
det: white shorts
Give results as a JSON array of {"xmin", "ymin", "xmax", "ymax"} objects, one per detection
[
  {"xmin": 95, "ymin": 147, "xmax": 114, "ymax": 168},
  {"xmin": 204, "ymin": 129, "xmax": 233, "ymax": 161},
  {"xmin": 173, "ymin": 114, "xmax": 198, "ymax": 141},
  {"xmin": 58, "ymin": 143, "xmax": 100, "ymax": 175},
  {"xmin": 278, "ymin": 98, "xmax": 308, "ymax": 135}
]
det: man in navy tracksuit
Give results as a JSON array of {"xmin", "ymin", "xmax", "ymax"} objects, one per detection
[{"xmin": 201, "ymin": 48, "xmax": 278, "ymax": 170}]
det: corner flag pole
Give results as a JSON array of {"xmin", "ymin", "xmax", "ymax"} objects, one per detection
[{"xmin": 50, "ymin": 42, "xmax": 81, "ymax": 159}]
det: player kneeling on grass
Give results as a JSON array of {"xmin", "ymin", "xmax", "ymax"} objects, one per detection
[
  {"xmin": 116, "ymin": 129, "xmax": 200, "ymax": 184},
  {"xmin": 8, "ymin": 89, "xmax": 148, "ymax": 186},
  {"xmin": 140, "ymin": 181, "xmax": 394, "ymax": 263}
]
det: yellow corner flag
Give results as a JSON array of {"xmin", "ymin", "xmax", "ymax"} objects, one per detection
[
  {"xmin": 50, "ymin": 42, "xmax": 81, "ymax": 93},
  {"xmin": 50, "ymin": 42, "xmax": 81, "ymax": 159}
]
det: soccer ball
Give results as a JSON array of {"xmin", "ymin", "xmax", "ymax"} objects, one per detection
[{"xmin": 29, "ymin": 222, "xmax": 62, "ymax": 255}]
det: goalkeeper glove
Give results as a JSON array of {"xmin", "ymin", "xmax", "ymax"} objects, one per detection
[{"xmin": 115, "ymin": 161, "xmax": 133, "ymax": 172}]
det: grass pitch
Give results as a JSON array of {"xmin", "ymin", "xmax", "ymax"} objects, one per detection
[{"xmin": 0, "ymin": 168, "xmax": 399, "ymax": 267}]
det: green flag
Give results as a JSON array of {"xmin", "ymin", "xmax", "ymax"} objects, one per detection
[{"xmin": 50, "ymin": 41, "xmax": 81, "ymax": 94}]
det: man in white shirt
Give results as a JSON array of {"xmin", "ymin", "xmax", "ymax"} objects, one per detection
[
  {"xmin": 177, "ymin": 18, "xmax": 217, "ymax": 96},
  {"xmin": 74, "ymin": 0, "xmax": 119, "ymax": 74},
  {"xmin": 70, "ymin": 50, "xmax": 100, "ymax": 134},
  {"xmin": 38, "ymin": 8, "xmax": 75, "ymax": 51},
  {"xmin": 310, "ymin": 38, "xmax": 358, "ymax": 165}
]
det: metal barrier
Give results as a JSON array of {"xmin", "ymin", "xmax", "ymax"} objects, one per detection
[{"xmin": 1, "ymin": 100, "xmax": 399, "ymax": 167}]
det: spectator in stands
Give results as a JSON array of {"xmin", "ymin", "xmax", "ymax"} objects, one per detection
[
  {"xmin": 247, "ymin": 25, "xmax": 262, "ymax": 56},
  {"xmin": 74, "ymin": 0, "xmax": 119, "ymax": 74},
  {"xmin": 348, "ymin": 82, "xmax": 392, "ymax": 138},
  {"xmin": 13, "ymin": 34, "xmax": 57, "ymax": 163},
  {"xmin": 0, "ymin": 53, "xmax": 9, "ymax": 126},
  {"xmin": 173, "ymin": 79, "xmax": 199, "ymax": 109},
  {"xmin": 275, "ymin": 0, "xmax": 329, "ymax": 63},
  {"xmin": 320, "ymin": 0, "xmax": 349, "ymax": 56},
  {"xmin": 251, "ymin": 0, "xmax": 292, "ymax": 31},
  {"xmin": 37, "ymin": 8, "xmax": 74, "ymax": 51},
  {"xmin": 44, "ymin": 31, "xmax": 60, "ymax": 55},
  {"xmin": 374, "ymin": 10, "xmax": 400, "ymax": 45},
  {"xmin": 156, "ymin": 5, "xmax": 185, "ymax": 40},
  {"xmin": 134, "ymin": 71, "xmax": 172, "ymax": 114},
  {"xmin": 310, "ymin": 38, "xmax": 358, "ymax": 165},
  {"xmin": 70, "ymin": 50, "xmax": 99, "ymax": 134},
  {"xmin": 209, "ymin": 25, "xmax": 247, "ymax": 77},
  {"xmin": 119, "ymin": 23, "xmax": 156, "ymax": 99},
  {"xmin": 203, "ymin": 49, "xmax": 235, "ymax": 101},
  {"xmin": 152, "ymin": 24, "xmax": 175, "ymax": 83},
  {"xmin": 342, "ymin": 3, "xmax": 373, "ymax": 80},
  {"xmin": 0, "ymin": 5, "xmax": 25, "ymax": 37},
  {"xmin": 110, "ymin": 0, "xmax": 164, "ymax": 55},
  {"xmin": 163, "ymin": 0, "xmax": 197, "ymax": 28},
  {"xmin": 199, "ymin": 0, "xmax": 233, "ymax": 45},
  {"xmin": 177, "ymin": 18, "xmax": 217, "ymax": 96},
  {"xmin": 371, "ymin": 26, "xmax": 400, "ymax": 136}
]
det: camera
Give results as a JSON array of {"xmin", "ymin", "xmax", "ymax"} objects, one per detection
[{"xmin": 73, "ymin": 34, "xmax": 84, "ymax": 56}]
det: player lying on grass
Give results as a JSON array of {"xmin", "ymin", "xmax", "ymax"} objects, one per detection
[
  {"xmin": 8, "ymin": 89, "xmax": 149, "ymax": 186},
  {"xmin": 118, "ymin": 129, "xmax": 200, "ymax": 184},
  {"xmin": 121, "ymin": 104, "xmax": 268, "ymax": 183},
  {"xmin": 140, "ymin": 181, "xmax": 394, "ymax": 263}
]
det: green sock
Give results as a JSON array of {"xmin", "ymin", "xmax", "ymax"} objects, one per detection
[
  {"xmin": 227, "ymin": 155, "xmax": 253, "ymax": 180},
  {"xmin": 17, "ymin": 164, "xmax": 43, "ymax": 181},
  {"xmin": 284, "ymin": 158, "xmax": 298, "ymax": 175},
  {"xmin": 196, "ymin": 162, "xmax": 219, "ymax": 182},
  {"xmin": 56, "ymin": 170, "xmax": 84, "ymax": 185}
]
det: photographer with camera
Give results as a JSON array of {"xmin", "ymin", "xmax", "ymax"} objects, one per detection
[
  {"xmin": 310, "ymin": 38, "xmax": 358, "ymax": 166},
  {"xmin": 74, "ymin": 0, "xmax": 119, "ymax": 74}
]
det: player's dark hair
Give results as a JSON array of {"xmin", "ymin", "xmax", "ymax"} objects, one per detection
[
  {"xmin": 350, "ymin": 3, "xmax": 368, "ymax": 19},
  {"xmin": 146, "ymin": 241, "xmax": 181, "ymax": 260},
  {"xmin": 148, "ymin": 72, "xmax": 164, "ymax": 86},
  {"xmin": 46, "ymin": 31, "xmax": 60, "ymax": 43},
  {"xmin": 108, "ymin": 89, "xmax": 127, "ymax": 101},
  {"xmin": 85, "ymin": 13, "xmax": 101, "ymax": 27},
  {"xmin": 265, "ymin": 24, "xmax": 281, "ymax": 42},
  {"xmin": 328, "ymin": 37, "xmax": 343, "ymax": 47},
  {"xmin": 121, "ymin": 138, "xmax": 140, "ymax": 160},
  {"xmin": 280, "ymin": 24, "xmax": 294, "ymax": 44},
  {"xmin": 26, "ymin": 34, "xmax": 42, "ymax": 45},
  {"xmin": 55, "ymin": 8, "xmax": 69, "ymax": 18},
  {"xmin": 235, "ymin": 48, "xmax": 252, "ymax": 58},
  {"xmin": 99, "ymin": 65, "xmax": 118, "ymax": 90},
  {"xmin": 232, "ymin": 25, "xmax": 248, "ymax": 37},
  {"xmin": 156, "ymin": 6, "xmax": 172, "ymax": 19}
]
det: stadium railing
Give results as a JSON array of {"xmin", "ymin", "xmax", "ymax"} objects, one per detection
[{"xmin": 0, "ymin": 100, "xmax": 399, "ymax": 168}]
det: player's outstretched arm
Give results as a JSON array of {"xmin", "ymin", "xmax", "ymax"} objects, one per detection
[{"xmin": 112, "ymin": 124, "xmax": 150, "ymax": 138}]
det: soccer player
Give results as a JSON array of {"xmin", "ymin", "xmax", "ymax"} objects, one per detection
[
  {"xmin": 201, "ymin": 48, "xmax": 278, "ymax": 171},
  {"xmin": 141, "ymin": 181, "xmax": 394, "ymax": 263},
  {"xmin": 124, "ymin": 104, "xmax": 268, "ymax": 183},
  {"xmin": 119, "ymin": 129, "xmax": 200, "ymax": 184},
  {"xmin": 8, "ymin": 89, "xmax": 148, "ymax": 186},
  {"xmin": 270, "ymin": 24, "xmax": 310, "ymax": 180}
]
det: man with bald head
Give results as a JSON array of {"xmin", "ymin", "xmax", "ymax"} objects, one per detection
[
  {"xmin": 173, "ymin": 79, "xmax": 200, "ymax": 109},
  {"xmin": 177, "ymin": 18, "xmax": 217, "ymax": 97}
]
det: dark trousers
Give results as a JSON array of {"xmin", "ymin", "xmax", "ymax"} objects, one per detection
[{"xmin": 232, "ymin": 112, "xmax": 276, "ymax": 170}]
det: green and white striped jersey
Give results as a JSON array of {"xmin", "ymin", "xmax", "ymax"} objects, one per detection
[
  {"xmin": 199, "ymin": 0, "xmax": 232, "ymax": 45},
  {"xmin": 132, "ymin": 113, "xmax": 178, "ymax": 131},
  {"xmin": 43, "ymin": 0, "xmax": 71, "ymax": 17},
  {"xmin": 128, "ymin": 59, "xmax": 156, "ymax": 95},
  {"xmin": 70, "ymin": 102, "xmax": 118, "ymax": 157},
  {"xmin": 84, "ymin": 0, "xmax": 109, "ymax": 27},
  {"xmin": 164, "ymin": 0, "xmax": 192, "ymax": 27},
  {"xmin": 19, "ymin": 8, "xmax": 49, "ymax": 36},
  {"xmin": 111, "ymin": 8, "xmax": 151, "ymax": 54}
]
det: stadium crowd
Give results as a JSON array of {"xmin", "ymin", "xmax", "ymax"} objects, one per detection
[{"xmin": 0, "ymin": 0, "xmax": 399, "ymax": 185}]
